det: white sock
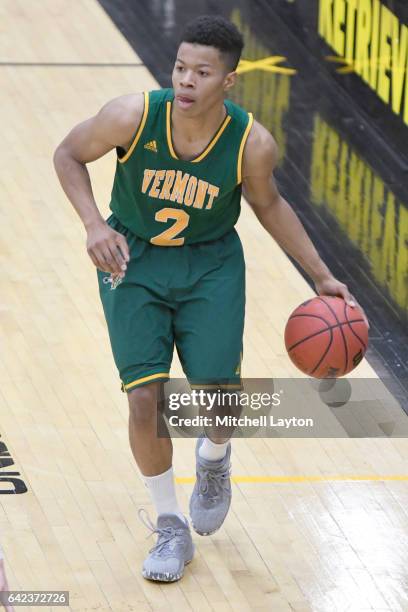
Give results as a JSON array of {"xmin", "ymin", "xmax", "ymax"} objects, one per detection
[
  {"xmin": 142, "ymin": 466, "xmax": 187, "ymax": 524},
  {"xmin": 199, "ymin": 437, "xmax": 230, "ymax": 461}
]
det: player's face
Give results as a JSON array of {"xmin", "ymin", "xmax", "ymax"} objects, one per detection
[{"xmin": 172, "ymin": 42, "xmax": 236, "ymax": 115}]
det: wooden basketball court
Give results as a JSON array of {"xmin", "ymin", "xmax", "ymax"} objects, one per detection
[{"xmin": 0, "ymin": 1, "xmax": 407, "ymax": 610}]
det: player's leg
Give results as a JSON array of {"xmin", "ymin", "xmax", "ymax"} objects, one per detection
[
  {"xmin": 127, "ymin": 381, "xmax": 194, "ymax": 581},
  {"xmin": 173, "ymin": 228, "xmax": 245, "ymax": 535},
  {"xmin": 174, "ymin": 229, "xmax": 245, "ymax": 392},
  {"xmin": 127, "ymin": 381, "xmax": 180, "ymax": 513},
  {"xmin": 97, "ymin": 215, "xmax": 193, "ymax": 581},
  {"xmin": 127, "ymin": 382, "xmax": 169, "ymax": 475}
]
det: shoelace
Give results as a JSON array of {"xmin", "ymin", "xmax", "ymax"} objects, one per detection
[
  {"xmin": 198, "ymin": 465, "xmax": 231, "ymax": 500},
  {"xmin": 138, "ymin": 508, "xmax": 185, "ymax": 558}
]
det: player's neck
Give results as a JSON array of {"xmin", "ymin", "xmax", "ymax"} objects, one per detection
[{"xmin": 172, "ymin": 100, "xmax": 227, "ymax": 142}]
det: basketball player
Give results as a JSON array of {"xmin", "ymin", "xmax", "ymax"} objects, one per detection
[{"xmin": 54, "ymin": 15, "xmax": 367, "ymax": 582}]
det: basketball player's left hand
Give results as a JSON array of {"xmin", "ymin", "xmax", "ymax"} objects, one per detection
[{"xmin": 315, "ymin": 276, "xmax": 370, "ymax": 329}]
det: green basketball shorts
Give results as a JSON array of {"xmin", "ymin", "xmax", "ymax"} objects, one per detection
[{"xmin": 97, "ymin": 215, "xmax": 245, "ymax": 393}]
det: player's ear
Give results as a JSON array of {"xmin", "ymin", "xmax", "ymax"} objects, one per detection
[{"xmin": 223, "ymin": 70, "xmax": 237, "ymax": 91}]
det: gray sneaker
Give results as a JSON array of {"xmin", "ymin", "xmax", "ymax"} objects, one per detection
[
  {"xmin": 138, "ymin": 509, "xmax": 194, "ymax": 582},
  {"xmin": 189, "ymin": 436, "xmax": 232, "ymax": 535}
]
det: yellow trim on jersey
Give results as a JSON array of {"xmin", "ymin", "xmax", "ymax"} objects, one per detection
[
  {"xmin": 193, "ymin": 115, "xmax": 231, "ymax": 162},
  {"xmin": 166, "ymin": 100, "xmax": 231, "ymax": 163},
  {"xmin": 237, "ymin": 112, "xmax": 254, "ymax": 184},
  {"xmin": 122, "ymin": 371, "xmax": 169, "ymax": 391},
  {"xmin": 235, "ymin": 350, "xmax": 243, "ymax": 375},
  {"xmin": 166, "ymin": 101, "xmax": 178, "ymax": 159},
  {"xmin": 118, "ymin": 91, "xmax": 149, "ymax": 164}
]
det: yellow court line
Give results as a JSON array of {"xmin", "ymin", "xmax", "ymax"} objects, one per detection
[{"xmin": 175, "ymin": 475, "xmax": 408, "ymax": 484}]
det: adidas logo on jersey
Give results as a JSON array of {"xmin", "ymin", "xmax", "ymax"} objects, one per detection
[{"xmin": 144, "ymin": 140, "xmax": 158, "ymax": 153}]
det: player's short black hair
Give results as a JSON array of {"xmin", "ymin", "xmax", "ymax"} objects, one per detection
[{"xmin": 179, "ymin": 15, "xmax": 244, "ymax": 71}]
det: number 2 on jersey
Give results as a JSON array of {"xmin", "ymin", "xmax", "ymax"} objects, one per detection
[{"xmin": 150, "ymin": 208, "xmax": 190, "ymax": 246}]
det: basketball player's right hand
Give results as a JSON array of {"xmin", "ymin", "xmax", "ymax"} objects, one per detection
[{"xmin": 86, "ymin": 220, "xmax": 130, "ymax": 277}]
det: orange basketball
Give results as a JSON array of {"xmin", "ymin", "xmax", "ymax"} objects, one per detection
[{"xmin": 284, "ymin": 296, "xmax": 369, "ymax": 378}]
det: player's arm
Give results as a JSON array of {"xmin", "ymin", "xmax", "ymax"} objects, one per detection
[
  {"xmin": 241, "ymin": 121, "xmax": 366, "ymax": 317},
  {"xmin": 53, "ymin": 93, "xmax": 144, "ymax": 275}
]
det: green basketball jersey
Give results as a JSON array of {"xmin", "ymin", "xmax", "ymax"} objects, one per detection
[{"xmin": 109, "ymin": 88, "xmax": 253, "ymax": 246}]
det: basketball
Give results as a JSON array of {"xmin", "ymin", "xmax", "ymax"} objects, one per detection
[{"xmin": 284, "ymin": 296, "xmax": 369, "ymax": 378}]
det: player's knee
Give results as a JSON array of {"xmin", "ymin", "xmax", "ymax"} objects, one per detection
[{"xmin": 128, "ymin": 383, "xmax": 159, "ymax": 426}]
